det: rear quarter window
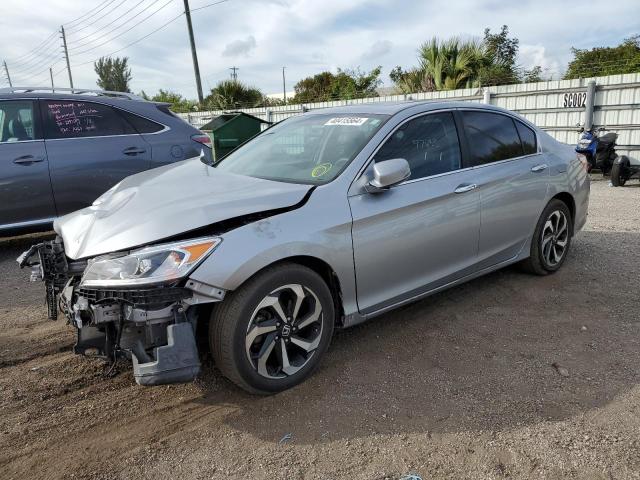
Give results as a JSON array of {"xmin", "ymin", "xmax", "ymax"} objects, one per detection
[
  {"xmin": 118, "ymin": 109, "xmax": 164, "ymax": 134},
  {"xmin": 515, "ymin": 120, "xmax": 537, "ymax": 155}
]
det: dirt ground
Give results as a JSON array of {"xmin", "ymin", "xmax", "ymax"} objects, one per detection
[{"xmin": 1, "ymin": 177, "xmax": 639, "ymax": 480}]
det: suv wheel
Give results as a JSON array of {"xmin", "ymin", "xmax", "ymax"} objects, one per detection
[
  {"xmin": 209, "ymin": 264, "xmax": 334, "ymax": 394},
  {"xmin": 521, "ymin": 199, "xmax": 573, "ymax": 275}
]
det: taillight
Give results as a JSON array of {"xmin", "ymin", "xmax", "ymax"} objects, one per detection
[
  {"xmin": 577, "ymin": 153, "xmax": 590, "ymax": 172},
  {"xmin": 191, "ymin": 132, "xmax": 212, "ymax": 149}
]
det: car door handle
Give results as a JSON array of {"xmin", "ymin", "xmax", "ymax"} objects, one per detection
[
  {"xmin": 531, "ymin": 164, "xmax": 548, "ymax": 172},
  {"xmin": 13, "ymin": 155, "xmax": 45, "ymax": 165},
  {"xmin": 454, "ymin": 183, "xmax": 478, "ymax": 194},
  {"xmin": 122, "ymin": 147, "xmax": 146, "ymax": 155}
]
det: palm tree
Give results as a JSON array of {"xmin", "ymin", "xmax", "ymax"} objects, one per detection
[
  {"xmin": 205, "ymin": 80, "xmax": 265, "ymax": 110},
  {"xmin": 418, "ymin": 37, "xmax": 489, "ymax": 90}
]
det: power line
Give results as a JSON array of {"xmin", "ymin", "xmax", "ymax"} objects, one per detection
[
  {"xmin": 70, "ymin": 0, "xmax": 176, "ymax": 56},
  {"xmin": 70, "ymin": 11, "xmax": 185, "ymax": 67},
  {"xmin": 11, "ymin": 59, "xmax": 65, "ymax": 85},
  {"xmin": 64, "ymin": 0, "xmax": 116, "ymax": 28},
  {"xmin": 69, "ymin": 0, "xmax": 149, "ymax": 44},
  {"xmin": 67, "ymin": 0, "xmax": 122, "ymax": 32},
  {"xmin": 64, "ymin": 0, "xmax": 121, "ymax": 31},
  {"xmin": 190, "ymin": 0, "xmax": 231, "ymax": 13},
  {"xmin": 70, "ymin": 0, "xmax": 165, "ymax": 52},
  {"xmin": 4, "ymin": 31, "xmax": 59, "ymax": 68},
  {"xmin": 66, "ymin": 0, "xmax": 130, "ymax": 36}
]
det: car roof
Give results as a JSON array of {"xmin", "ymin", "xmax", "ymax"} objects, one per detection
[
  {"xmin": 305, "ymin": 100, "xmax": 538, "ymax": 130},
  {"xmin": 0, "ymin": 91, "xmax": 151, "ymax": 106},
  {"xmin": 306, "ymin": 100, "xmax": 511, "ymax": 116}
]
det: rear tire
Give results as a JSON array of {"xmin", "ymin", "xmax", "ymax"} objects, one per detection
[
  {"xmin": 521, "ymin": 199, "xmax": 573, "ymax": 276},
  {"xmin": 209, "ymin": 263, "xmax": 334, "ymax": 394},
  {"xmin": 611, "ymin": 155, "xmax": 630, "ymax": 187}
]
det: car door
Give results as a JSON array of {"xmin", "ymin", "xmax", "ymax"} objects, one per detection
[
  {"xmin": 0, "ymin": 99, "xmax": 57, "ymax": 229},
  {"xmin": 349, "ymin": 111, "xmax": 481, "ymax": 314},
  {"xmin": 459, "ymin": 110, "xmax": 549, "ymax": 268},
  {"xmin": 41, "ymin": 99, "xmax": 151, "ymax": 215}
]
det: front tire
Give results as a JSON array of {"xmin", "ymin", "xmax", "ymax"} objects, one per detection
[
  {"xmin": 521, "ymin": 199, "xmax": 573, "ymax": 276},
  {"xmin": 611, "ymin": 155, "xmax": 630, "ymax": 187},
  {"xmin": 209, "ymin": 264, "xmax": 335, "ymax": 394}
]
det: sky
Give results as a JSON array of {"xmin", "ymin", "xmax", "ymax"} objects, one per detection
[{"xmin": 1, "ymin": 0, "xmax": 638, "ymax": 99}]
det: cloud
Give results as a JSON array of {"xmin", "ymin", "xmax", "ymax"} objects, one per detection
[
  {"xmin": 361, "ymin": 40, "xmax": 393, "ymax": 60},
  {"xmin": 519, "ymin": 44, "xmax": 564, "ymax": 78},
  {"xmin": 222, "ymin": 35, "xmax": 257, "ymax": 57},
  {"xmin": 3, "ymin": 0, "xmax": 640, "ymax": 97}
]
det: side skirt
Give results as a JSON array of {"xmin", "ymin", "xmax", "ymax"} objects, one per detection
[{"xmin": 342, "ymin": 254, "xmax": 524, "ymax": 328}]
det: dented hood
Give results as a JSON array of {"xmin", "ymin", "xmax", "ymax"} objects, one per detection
[{"xmin": 56, "ymin": 158, "xmax": 312, "ymax": 259}]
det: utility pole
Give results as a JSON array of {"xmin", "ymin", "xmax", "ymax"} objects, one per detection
[
  {"xmin": 50, "ymin": 67, "xmax": 55, "ymax": 91},
  {"xmin": 60, "ymin": 25, "xmax": 73, "ymax": 90},
  {"xmin": 282, "ymin": 66, "xmax": 286, "ymax": 104},
  {"xmin": 183, "ymin": 0, "xmax": 204, "ymax": 104},
  {"xmin": 230, "ymin": 66, "xmax": 239, "ymax": 81},
  {"xmin": 2, "ymin": 61, "xmax": 12, "ymax": 87}
]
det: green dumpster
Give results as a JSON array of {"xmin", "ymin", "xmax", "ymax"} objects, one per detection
[{"xmin": 200, "ymin": 112, "xmax": 270, "ymax": 161}]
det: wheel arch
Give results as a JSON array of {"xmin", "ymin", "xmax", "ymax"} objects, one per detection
[
  {"xmin": 231, "ymin": 255, "xmax": 346, "ymax": 327},
  {"xmin": 550, "ymin": 191, "xmax": 575, "ymax": 224}
]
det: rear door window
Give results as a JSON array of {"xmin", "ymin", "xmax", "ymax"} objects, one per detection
[
  {"xmin": 461, "ymin": 111, "xmax": 523, "ymax": 165},
  {"xmin": 42, "ymin": 100, "xmax": 136, "ymax": 139},
  {"xmin": 0, "ymin": 100, "xmax": 38, "ymax": 142}
]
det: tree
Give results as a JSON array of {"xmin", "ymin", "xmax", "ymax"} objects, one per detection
[
  {"xmin": 141, "ymin": 89, "xmax": 197, "ymax": 112},
  {"xmin": 477, "ymin": 25, "xmax": 520, "ymax": 86},
  {"xmin": 291, "ymin": 71, "xmax": 334, "ymax": 103},
  {"xmin": 94, "ymin": 56, "xmax": 132, "ymax": 92},
  {"xmin": 204, "ymin": 80, "xmax": 265, "ymax": 109},
  {"xmin": 291, "ymin": 67, "xmax": 382, "ymax": 103},
  {"xmin": 564, "ymin": 35, "xmax": 640, "ymax": 79},
  {"xmin": 390, "ymin": 26, "xmax": 545, "ymax": 93},
  {"xmin": 418, "ymin": 37, "xmax": 488, "ymax": 90},
  {"xmin": 389, "ymin": 66, "xmax": 433, "ymax": 93},
  {"xmin": 522, "ymin": 65, "xmax": 543, "ymax": 83}
]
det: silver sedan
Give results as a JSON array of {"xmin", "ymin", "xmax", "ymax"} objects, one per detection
[{"xmin": 20, "ymin": 101, "xmax": 590, "ymax": 394}]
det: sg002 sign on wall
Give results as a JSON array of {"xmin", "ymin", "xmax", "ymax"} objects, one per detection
[{"xmin": 563, "ymin": 91, "xmax": 587, "ymax": 108}]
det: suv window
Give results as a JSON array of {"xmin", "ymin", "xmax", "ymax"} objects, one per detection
[
  {"xmin": 462, "ymin": 111, "xmax": 523, "ymax": 165},
  {"xmin": 0, "ymin": 100, "xmax": 37, "ymax": 142},
  {"xmin": 515, "ymin": 120, "xmax": 537, "ymax": 155},
  {"xmin": 42, "ymin": 100, "xmax": 136, "ymax": 139},
  {"xmin": 375, "ymin": 112, "xmax": 461, "ymax": 180},
  {"xmin": 118, "ymin": 109, "xmax": 164, "ymax": 134}
]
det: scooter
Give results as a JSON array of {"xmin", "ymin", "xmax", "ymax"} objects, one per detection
[{"xmin": 575, "ymin": 125, "xmax": 637, "ymax": 186}]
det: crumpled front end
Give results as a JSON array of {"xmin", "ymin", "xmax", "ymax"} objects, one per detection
[{"xmin": 17, "ymin": 237, "xmax": 225, "ymax": 385}]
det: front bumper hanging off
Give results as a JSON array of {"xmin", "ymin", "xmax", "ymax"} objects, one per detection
[{"xmin": 17, "ymin": 238, "xmax": 203, "ymax": 386}]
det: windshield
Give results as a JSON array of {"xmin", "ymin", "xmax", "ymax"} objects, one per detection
[{"xmin": 214, "ymin": 113, "xmax": 389, "ymax": 184}]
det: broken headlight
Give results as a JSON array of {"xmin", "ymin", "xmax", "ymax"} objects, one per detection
[{"xmin": 80, "ymin": 237, "xmax": 221, "ymax": 288}]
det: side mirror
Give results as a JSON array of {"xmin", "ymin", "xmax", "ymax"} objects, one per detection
[{"xmin": 366, "ymin": 158, "xmax": 411, "ymax": 193}]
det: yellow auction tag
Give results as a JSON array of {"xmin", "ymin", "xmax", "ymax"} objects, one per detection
[{"xmin": 311, "ymin": 163, "xmax": 332, "ymax": 178}]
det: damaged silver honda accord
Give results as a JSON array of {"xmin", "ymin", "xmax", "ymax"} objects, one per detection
[{"xmin": 19, "ymin": 101, "xmax": 590, "ymax": 394}]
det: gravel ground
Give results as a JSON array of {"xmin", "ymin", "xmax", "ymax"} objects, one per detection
[{"xmin": 0, "ymin": 177, "xmax": 639, "ymax": 480}]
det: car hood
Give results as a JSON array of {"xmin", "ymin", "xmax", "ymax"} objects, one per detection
[{"xmin": 56, "ymin": 158, "xmax": 312, "ymax": 259}]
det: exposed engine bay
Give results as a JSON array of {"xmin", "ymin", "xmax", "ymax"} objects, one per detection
[{"xmin": 17, "ymin": 237, "xmax": 224, "ymax": 385}]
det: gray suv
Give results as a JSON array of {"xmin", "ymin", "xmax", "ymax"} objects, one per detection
[{"xmin": 0, "ymin": 87, "xmax": 212, "ymax": 233}]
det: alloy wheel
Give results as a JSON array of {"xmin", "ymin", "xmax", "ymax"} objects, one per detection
[
  {"xmin": 541, "ymin": 210, "xmax": 569, "ymax": 267},
  {"xmin": 245, "ymin": 284, "xmax": 323, "ymax": 379}
]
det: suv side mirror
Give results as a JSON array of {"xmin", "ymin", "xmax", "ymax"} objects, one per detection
[{"xmin": 366, "ymin": 158, "xmax": 411, "ymax": 193}]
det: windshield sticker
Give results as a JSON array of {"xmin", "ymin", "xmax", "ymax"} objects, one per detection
[
  {"xmin": 325, "ymin": 117, "xmax": 369, "ymax": 126},
  {"xmin": 311, "ymin": 163, "xmax": 332, "ymax": 178}
]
